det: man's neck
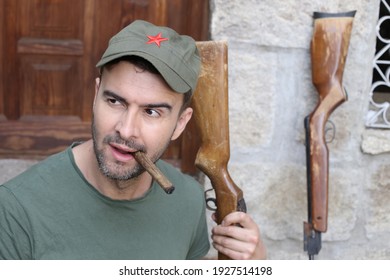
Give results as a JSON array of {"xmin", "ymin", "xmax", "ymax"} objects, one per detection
[{"xmin": 72, "ymin": 140, "xmax": 153, "ymax": 200}]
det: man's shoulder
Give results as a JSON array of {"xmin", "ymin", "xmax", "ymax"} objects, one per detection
[{"xmin": 1, "ymin": 148, "xmax": 71, "ymax": 192}]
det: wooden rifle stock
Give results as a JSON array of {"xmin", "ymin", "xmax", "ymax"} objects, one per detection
[
  {"xmin": 192, "ymin": 41, "xmax": 246, "ymax": 260},
  {"xmin": 304, "ymin": 11, "xmax": 355, "ymax": 259}
]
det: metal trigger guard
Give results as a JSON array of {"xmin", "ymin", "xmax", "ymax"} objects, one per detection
[
  {"xmin": 325, "ymin": 120, "xmax": 336, "ymax": 143},
  {"xmin": 204, "ymin": 188, "xmax": 217, "ymax": 211}
]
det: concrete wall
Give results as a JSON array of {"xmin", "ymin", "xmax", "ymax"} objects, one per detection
[{"xmin": 204, "ymin": 0, "xmax": 389, "ymax": 259}]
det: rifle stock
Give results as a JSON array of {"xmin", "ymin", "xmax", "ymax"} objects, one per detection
[
  {"xmin": 192, "ymin": 41, "xmax": 246, "ymax": 260},
  {"xmin": 304, "ymin": 11, "xmax": 355, "ymax": 259}
]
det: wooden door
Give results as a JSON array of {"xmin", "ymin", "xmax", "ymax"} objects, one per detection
[{"xmin": 0, "ymin": 0, "xmax": 209, "ymax": 173}]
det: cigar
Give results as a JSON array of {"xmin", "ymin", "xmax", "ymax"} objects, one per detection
[{"xmin": 133, "ymin": 151, "xmax": 175, "ymax": 194}]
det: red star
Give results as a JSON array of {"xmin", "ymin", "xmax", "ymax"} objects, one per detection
[{"xmin": 146, "ymin": 32, "xmax": 169, "ymax": 47}]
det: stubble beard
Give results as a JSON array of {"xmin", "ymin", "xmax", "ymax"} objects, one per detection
[{"xmin": 91, "ymin": 118, "xmax": 170, "ymax": 183}]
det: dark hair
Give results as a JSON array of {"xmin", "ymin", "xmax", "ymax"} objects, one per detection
[{"xmin": 99, "ymin": 56, "xmax": 192, "ymax": 112}]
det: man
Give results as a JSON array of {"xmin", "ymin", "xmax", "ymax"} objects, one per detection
[{"xmin": 0, "ymin": 20, "xmax": 266, "ymax": 260}]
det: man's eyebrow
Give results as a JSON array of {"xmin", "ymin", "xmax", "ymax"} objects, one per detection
[
  {"xmin": 103, "ymin": 90, "xmax": 127, "ymax": 104},
  {"xmin": 103, "ymin": 90, "xmax": 173, "ymax": 111},
  {"xmin": 143, "ymin": 103, "xmax": 173, "ymax": 111}
]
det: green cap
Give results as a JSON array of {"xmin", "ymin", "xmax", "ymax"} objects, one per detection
[{"xmin": 96, "ymin": 20, "xmax": 201, "ymax": 94}]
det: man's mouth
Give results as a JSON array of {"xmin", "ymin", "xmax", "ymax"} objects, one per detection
[
  {"xmin": 110, "ymin": 143, "xmax": 137, "ymax": 153},
  {"xmin": 112, "ymin": 146, "xmax": 133, "ymax": 155},
  {"xmin": 109, "ymin": 143, "xmax": 137, "ymax": 161}
]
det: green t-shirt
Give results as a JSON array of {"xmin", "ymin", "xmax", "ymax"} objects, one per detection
[{"xmin": 0, "ymin": 145, "xmax": 210, "ymax": 259}]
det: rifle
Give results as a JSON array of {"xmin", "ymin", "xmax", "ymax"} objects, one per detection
[
  {"xmin": 304, "ymin": 11, "xmax": 355, "ymax": 259},
  {"xmin": 192, "ymin": 41, "xmax": 247, "ymax": 260}
]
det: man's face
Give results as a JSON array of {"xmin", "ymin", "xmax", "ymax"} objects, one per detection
[{"xmin": 92, "ymin": 61, "xmax": 192, "ymax": 181}]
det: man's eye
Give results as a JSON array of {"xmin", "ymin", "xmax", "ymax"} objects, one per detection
[
  {"xmin": 145, "ymin": 108, "xmax": 160, "ymax": 117},
  {"xmin": 108, "ymin": 98, "xmax": 121, "ymax": 105}
]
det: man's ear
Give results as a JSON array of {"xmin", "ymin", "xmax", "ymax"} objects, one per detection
[
  {"xmin": 171, "ymin": 107, "xmax": 193, "ymax": 141},
  {"xmin": 94, "ymin": 77, "xmax": 101, "ymax": 105}
]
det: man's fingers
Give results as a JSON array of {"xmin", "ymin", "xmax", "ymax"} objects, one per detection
[
  {"xmin": 211, "ymin": 211, "xmax": 266, "ymax": 260},
  {"xmin": 212, "ymin": 233, "xmax": 256, "ymax": 260},
  {"xmin": 221, "ymin": 211, "xmax": 255, "ymax": 228}
]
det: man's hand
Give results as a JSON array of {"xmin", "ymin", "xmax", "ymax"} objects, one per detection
[{"xmin": 211, "ymin": 212, "xmax": 267, "ymax": 260}]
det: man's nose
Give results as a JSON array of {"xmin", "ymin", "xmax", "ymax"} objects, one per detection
[{"xmin": 115, "ymin": 110, "xmax": 141, "ymax": 140}]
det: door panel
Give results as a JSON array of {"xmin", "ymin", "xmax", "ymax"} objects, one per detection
[
  {"xmin": 0, "ymin": 0, "xmax": 209, "ymax": 173},
  {"xmin": 1, "ymin": 0, "xmax": 92, "ymax": 158},
  {"xmin": 6, "ymin": 0, "xmax": 86, "ymax": 120},
  {"xmin": 0, "ymin": 0, "xmax": 4, "ymax": 121}
]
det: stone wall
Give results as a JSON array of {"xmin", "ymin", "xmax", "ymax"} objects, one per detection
[{"xmin": 204, "ymin": 0, "xmax": 388, "ymax": 259}]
